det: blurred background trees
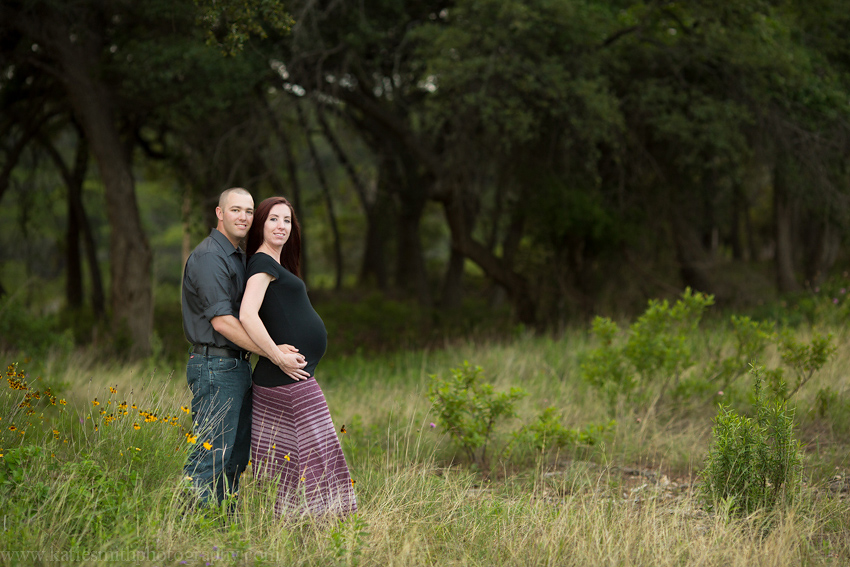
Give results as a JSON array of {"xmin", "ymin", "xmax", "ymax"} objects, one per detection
[{"xmin": 1, "ymin": 0, "xmax": 849, "ymax": 358}]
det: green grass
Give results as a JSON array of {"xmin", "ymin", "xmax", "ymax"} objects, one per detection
[{"xmin": 2, "ymin": 322, "xmax": 850, "ymax": 566}]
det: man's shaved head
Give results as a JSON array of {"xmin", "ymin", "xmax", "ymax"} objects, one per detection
[{"xmin": 219, "ymin": 187, "xmax": 252, "ymax": 209}]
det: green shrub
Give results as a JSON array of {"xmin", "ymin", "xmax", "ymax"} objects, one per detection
[
  {"xmin": 581, "ymin": 317, "xmax": 631, "ymax": 409},
  {"xmin": 0, "ymin": 296, "xmax": 74, "ymax": 358},
  {"xmin": 429, "ymin": 363, "xmax": 616, "ymax": 472},
  {"xmin": 512, "ymin": 407, "xmax": 615, "ymax": 455},
  {"xmin": 705, "ymin": 315, "xmax": 774, "ymax": 389},
  {"xmin": 581, "ymin": 288, "xmax": 714, "ymax": 410},
  {"xmin": 428, "ymin": 361, "xmax": 527, "ymax": 472},
  {"xmin": 770, "ymin": 331, "xmax": 836, "ymax": 400},
  {"xmin": 700, "ymin": 366, "xmax": 803, "ymax": 517}
]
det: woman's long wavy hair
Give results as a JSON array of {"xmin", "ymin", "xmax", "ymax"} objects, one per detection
[{"xmin": 246, "ymin": 196, "xmax": 302, "ymax": 278}]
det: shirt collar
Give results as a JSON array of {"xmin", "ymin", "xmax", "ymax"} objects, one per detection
[{"xmin": 209, "ymin": 229, "xmax": 245, "ymax": 258}]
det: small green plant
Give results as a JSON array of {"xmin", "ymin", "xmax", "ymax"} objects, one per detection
[
  {"xmin": 329, "ymin": 514, "xmax": 370, "ymax": 567},
  {"xmin": 706, "ymin": 315, "xmax": 774, "ymax": 389},
  {"xmin": 428, "ymin": 361, "xmax": 527, "ymax": 472},
  {"xmin": 581, "ymin": 288, "xmax": 714, "ymax": 410},
  {"xmin": 766, "ymin": 331, "xmax": 837, "ymax": 400},
  {"xmin": 581, "ymin": 317, "xmax": 632, "ymax": 409},
  {"xmin": 512, "ymin": 407, "xmax": 615, "ymax": 454},
  {"xmin": 700, "ymin": 366, "xmax": 803, "ymax": 517}
]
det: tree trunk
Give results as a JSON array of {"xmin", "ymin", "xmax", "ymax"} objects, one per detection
[
  {"xmin": 54, "ymin": 33, "xmax": 153, "ymax": 356},
  {"xmin": 66, "ymin": 177, "xmax": 83, "ymax": 309},
  {"xmin": 360, "ymin": 168, "xmax": 391, "ymax": 289},
  {"xmin": 670, "ymin": 212, "xmax": 715, "ymax": 294},
  {"xmin": 297, "ymin": 103, "xmax": 342, "ymax": 290},
  {"xmin": 314, "ymin": 102, "xmax": 393, "ymax": 289},
  {"xmin": 440, "ymin": 189, "xmax": 536, "ymax": 325},
  {"xmin": 730, "ymin": 185, "xmax": 744, "ymax": 261},
  {"xmin": 439, "ymin": 247, "xmax": 465, "ymax": 310},
  {"xmin": 394, "ymin": 165, "xmax": 432, "ymax": 306},
  {"xmin": 773, "ymin": 162, "xmax": 800, "ymax": 293},
  {"xmin": 803, "ymin": 217, "xmax": 840, "ymax": 286},
  {"xmin": 42, "ymin": 128, "xmax": 105, "ymax": 320}
]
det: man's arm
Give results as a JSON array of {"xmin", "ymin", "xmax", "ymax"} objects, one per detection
[
  {"xmin": 210, "ymin": 314, "xmax": 264, "ymax": 354},
  {"xmin": 211, "ymin": 314, "xmax": 309, "ymax": 379}
]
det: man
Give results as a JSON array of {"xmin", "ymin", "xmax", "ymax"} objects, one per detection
[{"xmin": 181, "ymin": 187, "xmax": 308, "ymax": 507}]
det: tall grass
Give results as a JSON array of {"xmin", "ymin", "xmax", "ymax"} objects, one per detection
[{"xmin": 1, "ymin": 325, "xmax": 849, "ymax": 566}]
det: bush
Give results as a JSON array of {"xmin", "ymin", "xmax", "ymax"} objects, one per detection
[
  {"xmin": 428, "ymin": 362, "xmax": 616, "ymax": 473},
  {"xmin": 428, "ymin": 362, "xmax": 527, "ymax": 472},
  {"xmin": 770, "ymin": 331, "xmax": 836, "ymax": 400},
  {"xmin": 700, "ymin": 366, "xmax": 803, "ymax": 517},
  {"xmin": 581, "ymin": 288, "xmax": 714, "ymax": 410},
  {"xmin": 512, "ymin": 407, "xmax": 615, "ymax": 456},
  {"xmin": 0, "ymin": 295, "xmax": 74, "ymax": 358}
]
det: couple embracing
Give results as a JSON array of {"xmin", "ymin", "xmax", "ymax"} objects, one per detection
[{"xmin": 181, "ymin": 187, "xmax": 356, "ymax": 517}]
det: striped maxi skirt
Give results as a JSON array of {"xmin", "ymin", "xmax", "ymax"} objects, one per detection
[{"xmin": 251, "ymin": 379, "xmax": 357, "ymax": 518}]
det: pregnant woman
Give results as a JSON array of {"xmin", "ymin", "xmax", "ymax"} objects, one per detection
[{"xmin": 240, "ymin": 196, "xmax": 356, "ymax": 518}]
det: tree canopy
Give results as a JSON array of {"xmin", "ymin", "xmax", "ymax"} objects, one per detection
[{"xmin": 2, "ymin": 0, "xmax": 850, "ymax": 355}]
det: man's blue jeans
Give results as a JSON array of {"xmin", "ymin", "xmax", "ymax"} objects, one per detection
[{"xmin": 183, "ymin": 352, "xmax": 252, "ymax": 506}]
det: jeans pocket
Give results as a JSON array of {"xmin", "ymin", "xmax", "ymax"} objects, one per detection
[{"xmin": 209, "ymin": 356, "xmax": 240, "ymax": 374}]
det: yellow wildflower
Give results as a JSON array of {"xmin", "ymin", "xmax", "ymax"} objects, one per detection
[
  {"xmin": 92, "ymin": 399, "xmax": 100, "ymax": 406},
  {"xmin": 133, "ymin": 423, "xmax": 140, "ymax": 430},
  {"xmin": 203, "ymin": 441, "xmax": 212, "ymax": 451},
  {"xmin": 186, "ymin": 433, "xmax": 198, "ymax": 444}
]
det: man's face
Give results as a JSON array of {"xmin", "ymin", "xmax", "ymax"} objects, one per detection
[{"xmin": 216, "ymin": 191, "xmax": 254, "ymax": 246}]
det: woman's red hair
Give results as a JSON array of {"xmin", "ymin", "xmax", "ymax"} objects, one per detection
[{"xmin": 246, "ymin": 196, "xmax": 302, "ymax": 278}]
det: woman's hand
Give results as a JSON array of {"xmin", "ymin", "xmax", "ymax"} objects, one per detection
[{"xmin": 276, "ymin": 344, "xmax": 309, "ymax": 381}]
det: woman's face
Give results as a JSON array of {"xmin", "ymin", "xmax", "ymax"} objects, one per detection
[{"xmin": 263, "ymin": 203, "xmax": 292, "ymax": 248}]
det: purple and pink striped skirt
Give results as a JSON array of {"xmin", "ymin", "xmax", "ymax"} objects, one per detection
[{"xmin": 251, "ymin": 379, "xmax": 357, "ymax": 518}]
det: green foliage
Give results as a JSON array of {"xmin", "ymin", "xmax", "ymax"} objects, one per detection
[
  {"xmin": 582, "ymin": 288, "xmax": 835, "ymax": 414},
  {"xmin": 774, "ymin": 331, "xmax": 836, "ymax": 400},
  {"xmin": 0, "ymin": 444, "xmax": 47, "ymax": 492},
  {"xmin": 581, "ymin": 316, "xmax": 632, "ymax": 408},
  {"xmin": 513, "ymin": 406, "xmax": 615, "ymax": 454},
  {"xmin": 624, "ymin": 288, "xmax": 714, "ymax": 382},
  {"xmin": 317, "ymin": 292, "xmax": 514, "ymax": 358},
  {"xmin": 429, "ymin": 362, "xmax": 615, "ymax": 472},
  {"xmin": 581, "ymin": 288, "xmax": 714, "ymax": 408},
  {"xmin": 700, "ymin": 367, "xmax": 803, "ymax": 517},
  {"xmin": 428, "ymin": 362, "xmax": 527, "ymax": 472},
  {"xmin": 194, "ymin": 0, "xmax": 294, "ymax": 55},
  {"xmin": 707, "ymin": 315, "xmax": 774, "ymax": 388},
  {"xmin": 0, "ymin": 295, "xmax": 74, "ymax": 358},
  {"xmin": 329, "ymin": 514, "xmax": 370, "ymax": 567}
]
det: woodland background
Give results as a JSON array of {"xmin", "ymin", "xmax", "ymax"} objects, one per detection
[{"xmin": 2, "ymin": 0, "xmax": 850, "ymax": 358}]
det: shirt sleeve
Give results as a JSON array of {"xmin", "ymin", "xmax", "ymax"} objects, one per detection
[
  {"xmin": 188, "ymin": 251, "xmax": 236, "ymax": 320},
  {"xmin": 247, "ymin": 254, "xmax": 280, "ymax": 280}
]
